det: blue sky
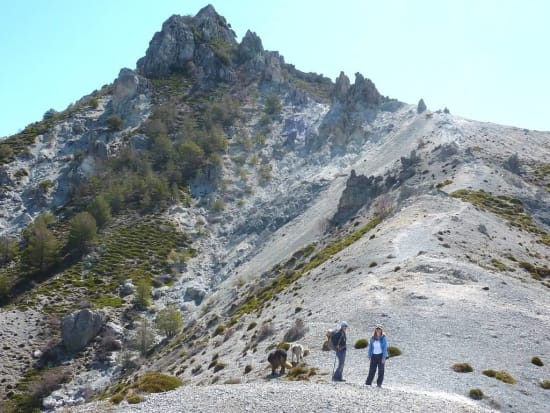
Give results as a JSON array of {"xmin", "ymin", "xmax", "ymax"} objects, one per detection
[{"xmin": 1, "ymin": 0, "xmax": 549, "ymax": 137}]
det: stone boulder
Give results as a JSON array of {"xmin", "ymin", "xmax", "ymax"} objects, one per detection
[
  {"xmin": 61, "ymin": 309, "xmax": 105, "ymax": 352},
  {"xmin": 184, "ymin": 284, "xmax": 207, "ymax": 305}
]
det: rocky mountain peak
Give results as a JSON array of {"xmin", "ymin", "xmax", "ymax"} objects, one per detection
[
  {"xmin": 238, "ymin": 30, "xmax": 264, "ymax": 63},
  {"xmin": 330, "ymin": 71, "xmax": 381, "ymax": 107},
  {"xmin": 136, "ymin": 4, "xmax": 237, "ymax": 82}
]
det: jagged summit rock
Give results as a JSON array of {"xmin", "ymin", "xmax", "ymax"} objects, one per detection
[
  {"xmin": 238, "ymin": 30, "xmax": 264, "ymax": 63},
  {"xmin": 331, "ymin": 71, "xmax": 351, "ymax": 102},
  {"xmin": 136, "ymin": 4, "xmax": 237, "ymax": 82},
  {"xmin": 330, "ymin": 71, "xmax": 381, "ymax": 107}
]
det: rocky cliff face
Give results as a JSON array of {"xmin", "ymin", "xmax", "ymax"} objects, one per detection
[{"xmin": 137, "ymin": 5, "xmax": 238, "ymax": 84}]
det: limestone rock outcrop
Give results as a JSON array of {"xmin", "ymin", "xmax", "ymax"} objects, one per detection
[
  {"xmin": 137, "ymin": 5, "xmax": 237, "ymax": 84},
  {"xmin": 61, "ymin": 309, "xmax": 105, "ymax": 352}
]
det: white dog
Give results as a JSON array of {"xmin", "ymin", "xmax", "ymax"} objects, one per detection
[{"xmin": 289, "ymin": 343, "xmax": 305, "ymax": 363}]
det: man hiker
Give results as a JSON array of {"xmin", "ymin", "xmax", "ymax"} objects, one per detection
[{"xmin": 332, "ymin": 321, "xmax": 348, "ymax": 382}]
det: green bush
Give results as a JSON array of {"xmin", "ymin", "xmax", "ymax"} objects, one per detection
[
  {"xmin": 213, "ymin": 324, "xmax": 226, "ymax": 337},
  {"xmin": 495, "ymin": 371, "xmax": 516, "ymax": 384},
  {"xmin": 541, "ymin": 380, "xmax": 550, "ymax": 389},
  {"xmin": 110, "ymin": 393, "xmax": 124, "ymax": 404},
  {"xmin": 155, "ymin": 306, "xmax": 183, "ymax": 338},
  {"xmin": 387, "ymin": 346, "xmax": 402, "ymax": 358},
  {"xmin": 87, "ymin": 195, "xmax": 111, "ymax": 228},
  {"xmin": 67, "ymin": 212, "xmax": 97, "ymax": 252},
  {"xmin": 482, "ymin": 369, "xmax": 497, "ymax": 377},
  {"xmin": 531, "ymin": 356, "xmax": 544, "ymax": 366},
  {"xmin": 286, "ymin": 366, "xmax": 318, "ymax": 381},
  {"xmin": 107, "ymin": 114, "xmax": 123, "ymax": 131},
  {"xmin": 127, "ymin": 394, "xmax": 145, "ymax": 404},
  {"xmin": 277, "ymin": 342, "xmax": 291, "ymax": 351},
  {"xmin": 247, "ymin": 321, "xmax": 257, "ymax": 331},
  {"xmin": 354, "ymin": 338, "xmax": 369, "ymax": 349},
  {"xmin": 134, "ymin": 372, "xmax": 182, "ymax": 393},
  {"xmin": 452, "ymin": 363, "xmax": 473, "ymax": 373},
  {"xmin": 244, "ymin": 364, "xmax": 252, "ymax": 374},
  {"xmin": 469, "ymin": 388, "xmax": 483, "ymax": 400},
  {"xmin": 264, "ymin": 94, "xmax": 282, "ymax": 116}
]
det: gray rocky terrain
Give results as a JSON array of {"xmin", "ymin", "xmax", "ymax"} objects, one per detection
[{"xmin": 1, "ymin": 5, "xmax": 549, "ymax": 413}]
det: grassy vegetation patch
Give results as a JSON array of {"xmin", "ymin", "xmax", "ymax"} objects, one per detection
[
  {"xmin": 436, "ymin": 179, "xmax": 453, "ymax": 189},
  {"xmin": 285, "ymin": 365, "xmax": 319, "ymax": 381},
  {"xmin": 450, "ymin": 189, "xmax": 550, "ymax": 246},
  {"xmin": 230, "ymin": 217, "xmax": 382, "ymax": 319}
]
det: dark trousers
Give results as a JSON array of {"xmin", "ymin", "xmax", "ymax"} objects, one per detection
[
  {"xmin": 366, "ymin": 353, "xmax": 385, "ymax": 386},
  {"xmin": 333, "ymin": 349, "xmax": 346, "ymax": 381}
]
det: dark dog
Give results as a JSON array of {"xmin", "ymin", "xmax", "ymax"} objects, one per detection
[{"xmin": 267, "ymin": 349, "xmax": 288, "ymax": 375}]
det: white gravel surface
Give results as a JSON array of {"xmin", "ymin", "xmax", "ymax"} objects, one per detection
[{"xmin": 71, "ymin": 381, "xmax": 495, "ymax": 413}]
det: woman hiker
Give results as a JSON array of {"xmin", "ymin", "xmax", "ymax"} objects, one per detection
[
  {"xmin": 365, "ymin": 324, "xmax": 388, "ymax": 387},
  {"xmin": 331, "ymin": 321, "xmax": 348, "ymax": 382}
]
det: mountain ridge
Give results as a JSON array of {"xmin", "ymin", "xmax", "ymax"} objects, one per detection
[{"xmin": 0, "ymin": 5, "xmax": 549, "ymax": 413}]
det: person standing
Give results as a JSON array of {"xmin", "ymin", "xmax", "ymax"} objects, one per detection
[
  {"xmin": 365, "ymin": 324, "xmax": 388, "ymax": 387},
  {"xmin": 331, "ymin": 321, "xmax": 348, "ymax": 382}
]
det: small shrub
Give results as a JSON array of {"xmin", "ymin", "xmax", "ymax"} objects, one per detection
[
  {"xmin": 213, "ymin": 362, "xmax": 226, "ymax": 373},
  {"xmin": 134, "ymin": 372, "xmax": 182, "ymax": 393},
  {"xmin": 244, "ymin": 364, "xmax": 252, "ymax": 374},
  {"xmin": 277, "ymin": 342, "xmax": 290, "ymax": 351},
  {"xmin": 482, "ymin": 369, "xmax": 497, "ymax": 377},
  {"xmin": 107, "ymin": 114, "xmax": 123, "ymax": 131},
  {"xmin": 283, "ymin": 318, "xmax": 308, "ymax": 342},
  {"xmin": 541, "ymin": 380, "xmax": 550, "ymax": 389},
  {"xmin": 110, "ymin": 393, "xmax": 124, "ymax": 404},
  {"xmin": 257, "ymin": 322, "xmax": 275, "ymax": 342},
  {"xmin": 247, "ymin": 321, "xmax": 257, "ymax": 331},
  {"xmin": 531, "ymin": 356, "xmax": 544, "ymax": 366},
  {"xmin": 224, "ymin": 377, "xmax": 241, "ymax": 384},
  {"xmin": 369, "ymin": 261, "xmax": 378, "ymax": 267},
  {"xmin": 127, "ymin": 394, "xmax": 145, "ymax": 404},
  {"xmin": 387, "ymin": 346, "xmax": 402, "ymax": 358},
  {"xmin": 436, "ymin": 179, "xmax": 453, "ymax": 189},
  {"xmin": 354, "ymin": 338, "xmax": 369, "ymax": 349},
  {"xmin": 469, "ymin": 388, "xmax": 483, "ymax": 400},
  {"xmin": 452, "ymin": 363, "xmax": 473, "ymax": 373},
  {"xmin": 495, "ymin": 371, "xmax": 516, "ymax": 384},
  {"xmin": 213, "ymin": 324, "xmax": 226, "ymax": 337},
  {"xmin": 286, "ymin": 366, "xmax": 318, "ymax": 381}
]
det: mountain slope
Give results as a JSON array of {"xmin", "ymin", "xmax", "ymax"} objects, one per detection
[{"xmin": 0, "ymin": 5, "xmax": 549, "ymax": 413}]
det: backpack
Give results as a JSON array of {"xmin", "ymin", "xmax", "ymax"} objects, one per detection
[{"xmin": 326, "ymin": 328, "xmax": 338, "ymax": 351}]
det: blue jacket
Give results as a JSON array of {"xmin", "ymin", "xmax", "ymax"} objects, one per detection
[{"xmin": 367, "ymin": 334, "xmax": 388, "ymax": 358}]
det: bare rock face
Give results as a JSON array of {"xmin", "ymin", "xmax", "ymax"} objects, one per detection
[
  {"xmin": 331, "ymin": 71, "xmax": 351, "ymax": 102},
  {"xmin": 61, "ymin": 309, "xmax": 105, "ymax": 352},
  {"xmin": 332, "ymin": 169, "xmax": 386, "ymax": 224},
  {"xmin": 349, "ymin": 72, "xmax": 382, "ymax": 106},
  {"xmin": 111, "ymin": 68, "xmax": 151, "ymax": 128},
  {"xmin": 136, "ymin": 5, "xmax": 237, "ymax": 84},
  {"xmin": 237, "ymin": 30, "xmax": 264, "ymax": 62}
]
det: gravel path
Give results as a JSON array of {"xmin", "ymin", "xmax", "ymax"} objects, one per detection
[{"xmin": 71, "ymin": 382, "xmax": 495, "ymax": 413}]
